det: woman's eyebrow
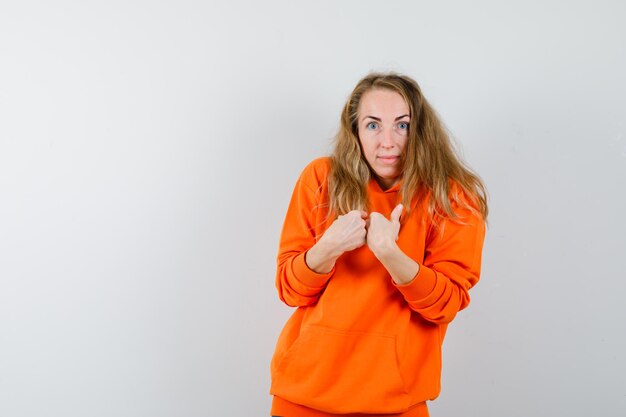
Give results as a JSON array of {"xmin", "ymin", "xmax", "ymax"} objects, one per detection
[{"xmin": 362, "ymin": 114, "xmax": 410, "ymax": 121}]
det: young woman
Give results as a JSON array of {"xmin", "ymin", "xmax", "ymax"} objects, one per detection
[{"xmin": 270, "ymin": 72, "xmax": 488, "ymax": 417}]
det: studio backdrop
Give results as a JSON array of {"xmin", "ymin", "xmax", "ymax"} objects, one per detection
[{"xmin": 1, "ymin": 1, "xmax": 625, "ymax": 416}]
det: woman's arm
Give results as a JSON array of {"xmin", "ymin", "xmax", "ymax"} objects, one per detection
[
  {"xmin": 371, "ymin": 242, "xmax": 421, "ymax": 285},
  {"xmin": 367, "ymin": 202, "xmax": 486, "ymax": 324},
  {"xmin": 365, "ymin": 204, "xmax": 420, "ymax": 284},
  {"xmin": 305, "ymin": 210, "xmax": 368, "ymax": 273},
  {"xmin": 275, "ymin": 172, "xmax": 332, "ymax": 307},
  {"xmin": 275, "ymin": 159, "xmax": 368, "ymax": 307}
]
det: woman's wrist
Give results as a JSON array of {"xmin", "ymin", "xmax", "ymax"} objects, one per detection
[
  {"xmin": 375, "ymin": 243, "xmax": 420, "ymax": 285},
  {"xmin": 369, "ymin": 239, "xmax": 398, "ymax": 260},
  {"xmin": 305, "ymin": 240, "xmax": 340, "ymax": 274}
]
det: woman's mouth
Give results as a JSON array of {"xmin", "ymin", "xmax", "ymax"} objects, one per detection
[{"xmin": 378, "ymin": 156, "xmax": 399, "ymax": 165}]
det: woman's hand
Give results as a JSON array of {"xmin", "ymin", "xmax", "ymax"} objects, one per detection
[
  {"xmin": 305, "ymin": 210, "xmax": 368, "ymax": 273},
  {"xmin": 322, "ymin": 209, "xmax": 369, "ymax": 253},
  {"xmin": 365, "ymin": 204, "xmax": 419, "ymax": 285},
  {"xmin": 366, "ymin": 204, "xmax": 403, "ymax": 258}
]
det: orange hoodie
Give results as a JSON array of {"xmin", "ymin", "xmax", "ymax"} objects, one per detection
[{"xmin": 270, "ymin": 157, "xmax": 486, "ymax": 416}]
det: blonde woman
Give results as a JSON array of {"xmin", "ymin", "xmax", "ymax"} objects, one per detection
[{"xmin": 270, "ymin": 72, "xmax": 488, "ymax": 417}]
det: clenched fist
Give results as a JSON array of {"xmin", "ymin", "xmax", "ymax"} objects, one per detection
[
  {"xmin": 305, "ymin": 210, "xmax": 368, "ymax": 273},
  {"xmin": 320, "ymin": 209, "xmax": 369, "ymax": 255},
  {"xmin": 366, "ymin": 204, "xmax": 403, "ymax": 258}
]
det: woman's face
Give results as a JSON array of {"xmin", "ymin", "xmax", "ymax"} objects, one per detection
[{"xmin": 357, "ymin": 88, "xmax": 410, "ymax": 190}]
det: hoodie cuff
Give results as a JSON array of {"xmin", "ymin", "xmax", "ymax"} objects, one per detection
[
  {"xmin": 392, "ymin": 263, "xmax": 438, "ymax": 303},
  {"xmin": 292, "ymin": 250, "xmax": 335, "ymax": 289}
]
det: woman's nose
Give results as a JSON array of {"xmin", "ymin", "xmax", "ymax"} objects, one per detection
[{"xmin": 380, "ymin": 128, "xmax": 394, "ymax": 148}]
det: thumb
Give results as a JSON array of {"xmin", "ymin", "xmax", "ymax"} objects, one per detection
[{"xmin": 390, "ymin": 204, "xmax": 403, "ymax": 224}]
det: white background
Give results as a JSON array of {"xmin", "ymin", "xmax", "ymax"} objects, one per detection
[{"xmin": 1, "ymin": 1, "xmax": 625, "ymax": 416}]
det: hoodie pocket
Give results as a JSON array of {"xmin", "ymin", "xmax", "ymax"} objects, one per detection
[{"xmin": 272, "ymin": 324, "xmax": 410, "ymax": 414}]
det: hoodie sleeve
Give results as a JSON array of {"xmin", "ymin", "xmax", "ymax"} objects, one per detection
[
  {"xmin": 275, "ymin": 161, "xmax": 334, "ymax": 307},
  {"xmin": 393, "ymin": 195, "xmax": 486, "ymax": 324}
]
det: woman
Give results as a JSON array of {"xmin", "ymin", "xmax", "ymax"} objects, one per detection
[{"xmin": 270, "ymin": 72, "xmax": 488, "ymax": 417}]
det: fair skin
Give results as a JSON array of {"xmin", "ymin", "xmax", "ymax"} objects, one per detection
[
  {"xmin": 358, "ymin": 88, "xmax": 409, "ymax": 190},
  {"xmin": 305, "ymin": 89, "xmax": 420, "ymax": 285}
]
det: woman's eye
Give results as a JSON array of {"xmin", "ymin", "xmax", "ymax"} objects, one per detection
[
  {"xmin": 398, "ymin": 122, "xmax": 409, "ymax": 130},
  {"xmin": 366, "ymin": 122, "xmax": 378, "ymax": 130}
]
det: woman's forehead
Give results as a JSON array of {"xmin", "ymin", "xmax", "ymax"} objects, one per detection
[{"xmin": 358, "ymin": 89, "xmax": 410, "ymax": 118}]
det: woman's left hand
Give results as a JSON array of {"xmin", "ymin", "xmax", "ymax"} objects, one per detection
[{"xmin": 366, "ymin": 204, "xmax": 403, "ymax": 258}]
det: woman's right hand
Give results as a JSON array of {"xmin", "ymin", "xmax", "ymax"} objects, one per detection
[{"xmin": 305, "ymin": 210, "xmax": 368, "ymax": 273}]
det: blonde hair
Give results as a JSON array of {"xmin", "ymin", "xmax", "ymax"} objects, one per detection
[{"xmin": 329, "ymin": 72, "xmax": 488, "ymax": 223}]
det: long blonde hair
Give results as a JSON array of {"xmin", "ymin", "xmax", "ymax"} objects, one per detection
[{"xmin": 329, "ymin": 72, "xmax": 488, "ymax": 223}]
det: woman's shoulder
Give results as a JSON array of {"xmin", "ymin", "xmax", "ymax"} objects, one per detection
[
  {"xmin": 297, "ymin": 156, "xmax": 332, "ymax": 187},
  {"xmin": 448, "ymin": 180, "xmax": 481, "ymax": 205},
  {"xmin": 303, "ymin": 156, "xmax": 332, "ymax": 174},
  {"xmin": 446, "ymin": 179, "xmax": 486, "ymax": 222}
]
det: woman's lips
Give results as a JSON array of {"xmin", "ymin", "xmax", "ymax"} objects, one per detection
[{"xmin": 378, "ymin": 156, "xmax": 399, "ymax": 165}]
